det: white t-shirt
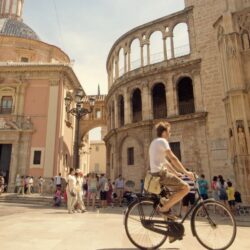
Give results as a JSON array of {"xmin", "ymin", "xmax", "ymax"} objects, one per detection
[{"xmin": 149, "ymin": 137, "xmax": 171, "ymax": 173}]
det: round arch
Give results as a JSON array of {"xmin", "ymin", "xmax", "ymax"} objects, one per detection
[
  {"xmin": 176, "ymin": 76, "xmax": 195, "ymax": 115},
  {"xmin": 151, "ymin": 83, "xmax": 167, "ymax": 119}
]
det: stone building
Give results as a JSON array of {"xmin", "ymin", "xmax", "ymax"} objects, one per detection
[
  {"xmin": 104, "ymin": 0, "xmax": 250, "ymax": 201},
  {"xmin": 0, "ymin": 0, "xmax": 84, "ymax": 191},
  {"xmin": 89, "ymin": 140, "xmax": 107, "ymax": 174}
]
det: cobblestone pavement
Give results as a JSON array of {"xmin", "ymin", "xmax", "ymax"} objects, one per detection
[{"xmin": 0, "ymin": 203, "xmax": 249, "ymax": 250}]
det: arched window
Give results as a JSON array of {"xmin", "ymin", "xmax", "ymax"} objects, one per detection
[
  {"xmin": 118, "ymin": 48, "xmax": 125, "ymax": 77},
  {"xmin": 0, "ymin": 96, "xmax": 13, "ymax": 114},
  {"xmin": 152, "ymin": 83, "xmax": 167, "ymax": 119},
  {"xmin": 150, "ymin": 31, "xmax": 164, "ymax": 63},
  {"xmin": 130, "ymin": 38, "xmax": 141, "ymax": 70},
  {"xmin": 177, "ymin": 77, "xmax": 195, "ymax": 115},
  {"xmin": 173, "ymin": 23, "xmax": 190, "ymax": 57},
  {"xmin": 132, "ymin": 88, "xmax": 142, "ymax": 122},
  {"xmin": 118, "ymin": 95, "xmax": 124, "ymax": 127}
]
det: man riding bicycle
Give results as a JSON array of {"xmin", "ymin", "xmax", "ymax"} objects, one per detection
[{"xmin": 149, "ymin": 121, "xmax": 194, "ymax": 218}]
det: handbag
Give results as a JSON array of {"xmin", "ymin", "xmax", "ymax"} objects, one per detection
[
  {"xmin": 144, "ymin": 171, "xmax": 161, "ymax": 194},
  {"xmin": 70, "ymin": 190, "xmax": 76, "ymax": 197}
]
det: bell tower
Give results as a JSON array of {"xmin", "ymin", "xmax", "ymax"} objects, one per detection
[{"xmin": 0, "ymin": 0, "xmax": 24, "ymax": 20}]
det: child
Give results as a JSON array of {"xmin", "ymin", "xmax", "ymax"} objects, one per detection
[
  {"xmin": 227, "ymin": 181, "xmax": 235, "ymax": 213},
  {"xmin": 54, "ymin": 187, "xmax": 62, "ymax": 207}
]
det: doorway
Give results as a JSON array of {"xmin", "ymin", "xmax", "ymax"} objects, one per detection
[{"xmin": 0, "ymin": 144, "xmax": 12, "ymax": 184}]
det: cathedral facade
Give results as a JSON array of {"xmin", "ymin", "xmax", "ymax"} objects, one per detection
[
  {"xmin": 0, "ymin": 0, "xmax": 83, "ymax": 191},
  {"xmin": 104, "ymin": 0, "xmax": 250, "ymax": 201}
]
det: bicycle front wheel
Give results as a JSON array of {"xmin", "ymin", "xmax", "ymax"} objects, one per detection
[
  {"xmin": 192, "ymin": 200, "xmax": 236, "ymax": 250},
  {"xmin": 124, "ymin": 197, "xmax": 167, "ymax": 250}
]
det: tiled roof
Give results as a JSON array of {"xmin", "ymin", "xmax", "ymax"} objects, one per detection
[{"xmin": 0, "ymin": 18, "xmax": 40, "ymax": 40}]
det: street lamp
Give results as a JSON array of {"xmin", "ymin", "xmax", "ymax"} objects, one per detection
[{"xmin": 64, "ymin": 89, "xmax": 95, "ymax": 169}]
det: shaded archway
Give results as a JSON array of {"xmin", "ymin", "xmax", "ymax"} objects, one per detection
[
  {"xmin": 132, "ymin": 88, "xmax": 142, "ymax": 122},
  {"xmin": 177, "ymin": 77, "xmax": 195, "ymax": 115},
  {"xmin": 152, "ymin": 83, "xmax": 167, "ymax": 119},
  {"xmin": 118, "ymin": 95, "xmax": 124, "ymax": 127}
]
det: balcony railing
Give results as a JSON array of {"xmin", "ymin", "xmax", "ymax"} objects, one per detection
[
  {"xmin": 0, "ymin": 106, "xmax": 14, "ymax": 114},
  {"xmin": 179, "ymin": 101, "xmax": 195, "ymax": 115}
]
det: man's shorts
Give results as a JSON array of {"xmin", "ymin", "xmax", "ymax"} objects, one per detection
[
  {"xmin": 152, "ymin": 170, "xmax": 188, "ymax": 192},
  {"xmin": 182, "ymin": 193, "xmax": 195, "ymax": 206},
  {"xmin": 100, "ymin": 191, "xmax": 107, "ymax": 200}
]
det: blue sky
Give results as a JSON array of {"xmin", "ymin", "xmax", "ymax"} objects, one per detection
[
  {"xmin": 24, "ymin": 0, "xmax": 184, "ymax": 95},
  {"xmin": 23, "ymin": 0, "xmax": 185, "ymax": 140}
]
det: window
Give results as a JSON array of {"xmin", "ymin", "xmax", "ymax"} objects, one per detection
[
  {"xmin": 170, "ymin": 142, "xmax": 181, "ymax": 161},
  {"xmin": 127, "ymin": 147, "xmax": 134, "ymax": 165},
  {"xmin": 33, "ymin": 151, "xmax": 42, "ymax": 165},
  {"xmin": 21, "ymin": 57, "xmax": 29, "ymax": 62},
  {"xmin": 1, "ymin": 96, "xmax": 13, "ymax": 114},
  {"xmin": 95, "ymin": 109, "xmax": 101, "ymax": 119}
]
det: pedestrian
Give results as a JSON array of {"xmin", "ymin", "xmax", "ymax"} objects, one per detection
[
  {"xmin": 217, "ymin": 175, "xmax": 228, "ymax": 205},
  {"xmin": 140, "ymin": 179, "xmax": 144, "ymax": 195},
  {"xmin": 66, "ymin": 168, "xmax": 77, "ymax": 214},
  {"xmin": 24, "ymin": 176, "xmax": 29, "ymax": 194},
  {"xmin": 87, "ymin": 172, "xmax": 98, "ymax": 210},
  {"xmin": 106, "ymin": 179, "xmax": 113, "ymax": 206},
  {"xmin": 19, "ymin": 176, "xmax": 25, "ymax": 195},
  {"xmin": 49, "ymin": 177, "xmax": 54, "ymax": 194},
  {"xmin": 99, "ymin": 174, "xmax": 108, "ymax": 208},
  {"xmin": 54, "ymin": 173, "xmax": 62, "ymax": 188},
  {"xmin": 227, "ymin": 181, "xmax": 235, "ymax": 213},
  {"xmin": 38, "ymin": 176, "xmax": 45, "ymax": 195},
  {"xmin": 198, "ymin": 174, "xmax": 209, "ymax": 200},
  {"xmin": 28, "ymin": 176, "xmax": 34, "ymax": 194},
  {"xmin": 211, "ymin": 176, "xmax": 219, "ymax": 200},
  {"xmin": 75, "ymin": 169, "xmax": 87, "ymax": 213},
  {"xmin": 54, "ymin": 187, "xmax": 62, "ymax": 207},
  {"xmin": 0, "ymin": 174, "xmax": 4, "ymax": 195},
  {"xmin": 15, "ymin": 174, "xmax": 21, "ymax": 193},
  {"xmin": 115, "ymin": 175, "xmax": 125, "ymax": 207}
]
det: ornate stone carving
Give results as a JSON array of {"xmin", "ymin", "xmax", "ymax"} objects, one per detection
[
  {"xmin": 22, "ymin": 116, "xmax": 33, "ymax": 130},
  {"xmin": 237, "ymin": 12, "xmax": 250, "ymax": 32},
  {"xmin": 238, "ymin": 126, "xmax": 248, "ymax": 154}
]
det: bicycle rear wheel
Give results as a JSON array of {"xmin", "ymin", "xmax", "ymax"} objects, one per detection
[
  {"xmin": 192, "ymin": 200, "xmax": 236, "ymax": 250},
  {"xmin": 124, "ymin": 197, "xmax": 167, "ymax": 250}
]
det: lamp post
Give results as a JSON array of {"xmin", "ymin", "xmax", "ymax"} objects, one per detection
[{"xmin": 64, "ymin": 89, "xmax": 95, "ymax": 169}]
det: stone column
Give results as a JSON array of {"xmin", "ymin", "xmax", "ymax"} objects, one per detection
[
  {"xmin": 115, "ymin": 57, "xmax": 119, "ymax": 80},
  {"xmin": 146, "ymin": 42, "xmax": 150, "ymax": 65},
  {"xmin": 142, "ymin": 83, "xmax": 152, "ymax": 120},
  {"xmin": 163, "ymin": 36, "xmax": 167, "ymax": 60},
  {"xmin": 114, "ymin": 96, "xmax": 119, "ymax": 128},
  {"xmin": 167, "ymin": 76, "xmax": 177, "ymax": 116},
  {"xmin": 140, "ymin": 44, "xmax": 144, "ymax": 67},
  {"xmin": 170, "ymin": 34, "xmax": 175, "ymax": 58},
  {"xmin": 193, "ymin": 71, "xmax": 204, "ymax": 112},
  {"xmin": 124, "ymin": 52, "xmax": 127, "ymax": 73},
  {"xmin": 127, "ymin": 49, "xmax": 131, "ymax": 71},
  {"xmin": 124, "ymin": 89, "xmax": 131, "ymax": 124}
]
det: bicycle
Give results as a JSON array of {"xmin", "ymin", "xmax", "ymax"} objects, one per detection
[{"xmin": 124, "ymin": 177, "xmax": 237, "ymax": 250}]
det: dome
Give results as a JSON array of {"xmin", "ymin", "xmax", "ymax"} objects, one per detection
[{"xmin": 0, "ymin": 18, "xmax": 40, "ymax": 40}]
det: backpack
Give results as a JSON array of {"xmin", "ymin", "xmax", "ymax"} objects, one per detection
[{"xmin": 104, "ymin": 182, "xmax": 109, "ymax": 192}]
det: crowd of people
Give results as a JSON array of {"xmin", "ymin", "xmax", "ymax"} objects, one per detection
[
  {"xmin": 180, "ymin": 173, "xmax": 242, "ymax": 216},
  {"xmin": 65, "ymin": 169, "xmax": 131, "ymax": 213}
]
